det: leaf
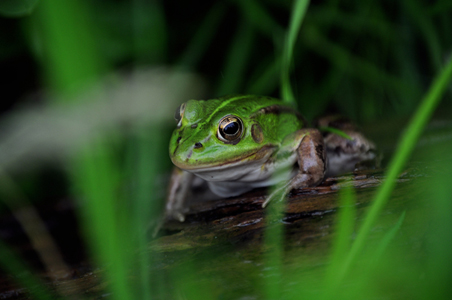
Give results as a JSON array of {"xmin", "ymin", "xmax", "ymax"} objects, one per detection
[
  {"xmin": 321, "ymin": 184, "xmax": 356, "ymax": 296},
  {"xmin": 335, "ymin": 45, "xmax": 452, "ymax": 286},
  {"xmin": 0, "ymin": 0, "xmax": 39, "ymax": 17},
  {"xmin": 369, "ymin": 211, "xmax": 406, "ymax": 267},
  {"xmin": 319, "ymin": 126, "xmax": 353, "ymax": 140},
  {"xmin": 280, "ymin": 0, "xmax": 310, "ymax": 105}
]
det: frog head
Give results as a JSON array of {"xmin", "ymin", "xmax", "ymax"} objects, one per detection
[{"xmin": 169, "ymin": 96, "xmax": 279, "ymax": 171}]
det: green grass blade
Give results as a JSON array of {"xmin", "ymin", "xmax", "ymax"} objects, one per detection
[
  {"xmin": 263, "ymin": 190, "xmax": 286, "ymax": 300},
  {"xmin": 177, "ymin": 2, "xmax": 226, "ymax": 70},
  {"xmin": 321, "ymin": 184, "xmax": 356, "ymax": 296},
  {"xmin": 368, "ymin": 211, "xmax": 406, "ymax": 267},
  {"xmin": 438, "ymin": 9, "xmax": 452, "ymax": 48},
  {"xmin": 301, "ymin": 67, "xmax": 343, "ymax": 121},
  {"xmin": 280, "ymin": 0, "xmax": 310, "ymax": 105},
  {"xmin": 0, "ymin": 171, "xmax": 71, "ymax": 290},
  {"xmin": 71, "ymin": 142, "xmax": 133, "ymax": 300},
  {"xmin": 133, "ymin": 132, "xmax": 154, "ymax": 300},
  {"xmin": 425, "ymin": 154, "xmax": 452, "ymax": 299},
  {"xmin": 0, "ymin": 0, "xmax": 39, "ymax": 17},
  {"xmin": 215, "ymin": 22, "xmax": 254, "ymax": 95},
  {"xmin": 127, "ymin": 126, "xmax": 166, "ymax": 300},
  {"xmin": 334, "ymin": 53, "xmax": 452, "ymax": 284},
  {"xmin": 327, "ymin": 185, "xmax": 356, "ymax": 271},
  {"xmin": 302, "ymin": 27, "xmax": 422, "ymax": 103},
  {"xmin": 261, "ymin": 4, "xmax": 311, "ymax": 298},
  {"xmin": 429, "ymin": 0, "xmax": 452, "ymax": 15},
  {"xmin": 132, "ymin": 0, "xmax": 167, "ymax": 64},
  {"xmin": 318, "ymin": 127, "xmax": 352, "ymax": 140},
  {"xmin": 233, "ymin": 0, "xmax": 284, "ymax": 40},
  {"xmin": 170, "ymin": 260, "xmax": 215, "ymax": 300},
  {"xmin": 246, "ymin": 57, "xmax": 281, "ymax": 95},
  {"xmin": 36, "ymin": 0, "xmax": 105, "ymax": 97},
  {"xmin": 403, "ymin": 0, "xmax": 442, "ymax": 72},
  {"xmin": 0, "ymin": 241, "xmax": 55, "ymax": 300},
  {"xmin": 309, "ymin": 7, "xmax": 395, "ymax": 43}
]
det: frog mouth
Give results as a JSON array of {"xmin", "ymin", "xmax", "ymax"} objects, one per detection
[{"xmin": 172, "ymin": 145, "xmax": 277, "ymax": 171}]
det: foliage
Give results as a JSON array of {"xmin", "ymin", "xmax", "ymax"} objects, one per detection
[
  {"xmin": 0, "ymin": 0, "xmax": 451, "ymax": 299},
  {"xmin": 0, "ymin": 0, "xmax": 39, "ymax": 17}
]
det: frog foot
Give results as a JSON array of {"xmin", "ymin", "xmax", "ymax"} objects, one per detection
[{"xmin": 263, "ymin": 129, "xmax": 326, "ymax": 208}]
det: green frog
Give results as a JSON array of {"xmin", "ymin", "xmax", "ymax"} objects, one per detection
[{"xmin": 166, "ymin": 95, "xmax": 375, "ymax": 222}]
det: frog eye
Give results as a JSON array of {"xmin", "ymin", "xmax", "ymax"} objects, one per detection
[
  {"xmin": 174, "ymin": 103, "xmax": 186, "ymax": 127},
  {"xmin": 218, "ymin": 115, "xmax": 243, "ymax": 143}
]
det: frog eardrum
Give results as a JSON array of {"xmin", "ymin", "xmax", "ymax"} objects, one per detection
[{"xmin": 174, "ymin": 103, "xmax": 186, "ymax": 128}]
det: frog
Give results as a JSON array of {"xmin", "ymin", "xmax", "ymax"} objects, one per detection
[{"xmin": 166, "ymin": 95, "xmax": 375, "ymax": 222}]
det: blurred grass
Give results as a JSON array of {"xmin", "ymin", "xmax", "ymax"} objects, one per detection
[
  {"xmin": 176, "ymin": 2, "xmax": 226, "ymax": 70},
  {"xmin": 132, "ymin": 0, "xmax": 167, "ymax": 64},
  {"xmin": 0, "ymin": 0, "xmax": 39, "ymax": 17},
  {"xmin": 215, "ymin": 21, "xmax": 254, "ymax": 95},
  {"xmin": 322, "ymin": 184, "xmax": 356, "ymax": 292},
  {"xmin": 0, "ymin": 0, "xmax": 451, "ymax": 299},
  {"xmin": 71, "ymin": 141, "xmax": 134, "ymax": 300},
  {"xmin": 0, "ymin": 241, "xmax": 53, "ymax": 300},
  {"xmin": 330, "ymin": 55, "xmax": 452, "ymax": 288},
  {"xmin": 280, "ymin": 0, "xmax": 310, "ymax": 105},
  {"xmin": 35, "ymin": 0, "xmax": 105, "ymax": 97},
  {"xmin": 262, "ymin": 2, "xmax": 310, "ymax": 299}
]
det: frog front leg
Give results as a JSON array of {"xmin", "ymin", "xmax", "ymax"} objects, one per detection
[
  {"xmin": 263, "ymin": 128, "xmax": 326, "ymax": 207},
  {"xmin": 165, "ymin": 167, "xmax": 194, "ymax": 222}
]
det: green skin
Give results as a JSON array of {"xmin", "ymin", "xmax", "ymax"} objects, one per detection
[
  {"xmin": 167, "ymin": 95, "xmax": 327, "ymax": 222},
  {"xmin": 170, "ymin": 95, "xmax": 304, "ymax": 170}
]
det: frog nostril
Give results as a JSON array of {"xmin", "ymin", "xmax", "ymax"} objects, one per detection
[
  {"xmin": 194, "ymin": 142, "xmax": 203, "ymax": 149},
  {"xmin": 177, "ymin": 137, "xmax": 182, "ymax": 144}
]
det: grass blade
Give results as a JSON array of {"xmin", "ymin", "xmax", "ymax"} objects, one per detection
[
  {"xmin": 321, "ymin": 184, "xmax": 356, "ymax": 297},
  {"xmin": 0, "ymin": 171, "xmax": 71, "ymax": 285},
  {"xmin": 263, "ymin": 190, "xmax": 286, "ymax": 300},
  {"xmin": 0, "ymin": 0, "xmax": 39, "ymax": 17},
  {"xmin": 36, "ymin": 0, "xmax": 105, "ymax": 97},
  {"xmin": 425, "ymin": 154, "xmax": 452, "ymax": 299},
  {"xmin": 132, "ymin": 0, "xmax": 167, "ymax": 64},
  {"xmin": 71, "ymin": 142, "xmax": 133, "ymax": 300},
  {"xmin": 126, "ymin": 126, "xmax": 166, "ymax": 300},
  {"xmin": 368, "ymin": 211, "xmax": 406, "ymax": 268},
  {"xmin": 234, "ymin": 0, "xmax": 284, "ymax": 40},
  {"xmin": 403, "ymin": 0, "xmax": 442, "ymax": 72},
  {"xmin": 0, "ymin": 241, "xmax": 55, "ymax": 300},
  {"xmin": 280, "ymin": 0, "xmax": 310, "ymax": 105},
  {"xmin": 334, "ymin": 51, "xmax": 452, "ymax": 284},
  {"xmin": 246, "ymin": 57, "xmax": 281, "ymax": 95},
  {"xmin": 177, "ymin": 2, "xmax": 226, "ymax": 70},
  {"xmin": 215, "ymin": 21, "xmax": 254, "ymax": 95},
  {"xmin": 302, "ymin": 27, "xmax": 421, "ymax": 103}
]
